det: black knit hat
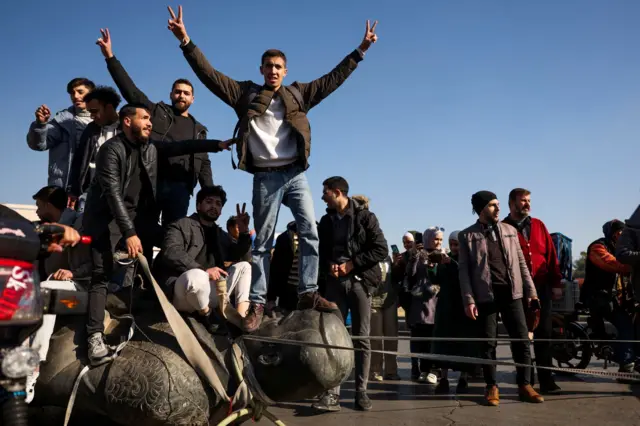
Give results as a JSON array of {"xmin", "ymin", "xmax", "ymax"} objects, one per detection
[{"xmin": 471, "ymin": 190, "xmax": 498, "ymax": 215}]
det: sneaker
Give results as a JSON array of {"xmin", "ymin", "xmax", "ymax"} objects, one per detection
[
  {"xmin": 25, "ymin": 369, "xmax": 39, "ymax": 404},
  {"xmin": 311, "ymin": 392, "xmax": 341, "ymax": 412},
  {"xmin": 88, "ymin": 332, "xmax": 109, "ymax": 365},
  {"xmin": 242, "ymin": 303, "xmax": 265, "ymax": 333},
  {"xmin": 297, "ymin": 292, "xmax": 338, "ymax": 312},
  {"xmin": 355, "ymin": 391, "xmax": 372, "ymax": 411},
  {"xmin": 370, "ymin": 372, "xmax": 383, "ymax": 382},
  {"xmin": 419, "ymin": 372, "xmax": 438, "ymax": 384}
]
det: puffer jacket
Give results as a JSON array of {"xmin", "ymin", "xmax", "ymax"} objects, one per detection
[{"xmin": 26, "ymin": 107, "xmax": 91, "ymax": 188}]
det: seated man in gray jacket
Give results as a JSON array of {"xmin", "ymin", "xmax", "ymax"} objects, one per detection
[
  {"xmin": 154, "ymin": 185, "xmax": 252, "ymax": 331},
  {"xmin": 458, "ymin": 190, "xmax": 542, "ymax": 407}
]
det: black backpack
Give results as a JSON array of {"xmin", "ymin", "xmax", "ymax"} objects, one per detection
[{"xmin": 230, "ymin": 85, "xmax": 305, "ymax": 169}]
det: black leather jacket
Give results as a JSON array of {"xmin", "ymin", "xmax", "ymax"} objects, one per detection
[{"xmin": 82, "ymin": 133, "xmax": 223, "ymax": 239}]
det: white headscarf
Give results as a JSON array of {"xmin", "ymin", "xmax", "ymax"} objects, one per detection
[
  {"xmin": 449, "ymin": 230, "xmax": 460, "ymax": 242},
  {"xmin": 403, "ymin": 232, "xmax": 414, "ymax": 241},
  {"xmin": 423, "ymin": 227, "xmax": 445, "ymax": 251}
]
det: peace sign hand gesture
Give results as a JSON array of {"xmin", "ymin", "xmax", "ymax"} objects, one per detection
[
  {"xmin": 167, "ymin": 5, "xmax": 189, "ymax": 44},
  {"xmin": 358, "ymin": 20, "xmax": 379, "ymax": 52},
  {"xmin": 236, "ymin": 203, "xmax": 250, "ymax": 234},
  {"xmin": 96, "ymin": 28, "xmax": 113, "ymax": 59}
]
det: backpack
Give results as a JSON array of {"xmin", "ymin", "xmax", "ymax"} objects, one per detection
[{"xmin": 230, "ymin": 85, "xmax": 306, "ymax": 169}]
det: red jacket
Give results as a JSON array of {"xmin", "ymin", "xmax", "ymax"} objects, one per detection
[{"xmin": 504, "ymin": 217, "xmax": 562, "ymax": 290}]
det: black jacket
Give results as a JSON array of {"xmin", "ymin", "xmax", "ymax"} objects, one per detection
[
  {"xmin": 106, "ymin": 56, "xmax": 213, "ymax": 192},
  {"xmin": 82, "ymin": 134, "xmax": 223, "ymax": 239},
  {"xmin": 67, "ymin": 122, "xmax": 118, "ymax": 197},
  {"xmin": 318, "ymin": 198, "xmax": 388, "ymax": 293},
  {"xmin": 153, "ymin": 213, "xmax": 251, "ymax": 294},
  {"xmin": 267, "ymin": 221, "xmax": 299, "ymax": 310}
]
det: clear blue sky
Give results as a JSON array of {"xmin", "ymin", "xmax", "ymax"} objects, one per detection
[{"xmin": 1, "ymin": 0, "xmax": 639, "ymax": 258}]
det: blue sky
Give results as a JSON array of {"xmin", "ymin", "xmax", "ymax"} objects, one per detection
[{"xmin": 2, "ymin": 0, "xmax": 639, "ymax": 258}]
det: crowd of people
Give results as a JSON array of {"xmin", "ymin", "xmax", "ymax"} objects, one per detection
[{"xmin": 17, "ymin": 4, "xmax": 640, "ymax": 415}]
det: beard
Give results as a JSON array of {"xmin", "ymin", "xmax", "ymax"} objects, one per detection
[
  {"xmin": 198, "ymin": 209, "xmax": 220, "ymax": 223},
  {"xmin": 131, "ymin": 123, "xmax": 150, "ymax": 143},
  {"xmin": 171, "ymin": 99, "xmax": 191, "ymax": 114}
]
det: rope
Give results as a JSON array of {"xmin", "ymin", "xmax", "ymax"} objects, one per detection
[
  {"xmin": 348, "ymin": 335, "xmax": 640, "ymax": 344},
  {"xmin": 240, "ymin": 334, "xmax": 640, "ymax": 382}
]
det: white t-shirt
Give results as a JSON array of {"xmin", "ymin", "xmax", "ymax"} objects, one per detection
[{"xmin": 247, "ymin": 96, "xmax": 298, "ymax": 168}]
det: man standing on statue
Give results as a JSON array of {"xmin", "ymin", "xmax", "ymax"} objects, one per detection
[{"xmin": 166, "ymin": 5, "xmax": 379, "ymax": 332}]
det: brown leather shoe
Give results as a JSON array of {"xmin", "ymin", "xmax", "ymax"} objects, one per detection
[
  {"xmin": 297, "ymin": 292, "xmax": 338, "ymax": 312},
  {"xmin": 242, "ymin": 303, "xmax": 264, "ymax": 333},
  {"xmin": 485, "ymin": 385, "xmax": 500, "ymax": 406},
  {"xmin": 519, "ymin": 384, "xmax": 544, "ymax": 403}
]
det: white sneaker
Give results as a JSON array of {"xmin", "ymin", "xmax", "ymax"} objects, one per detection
[
  {"xmin": 25, "ymin": 370, "xmax": 39, "ymax": 404},
  {"xmin": 419, "ymin": 372, "xmax": 438, "ymax": 384}
]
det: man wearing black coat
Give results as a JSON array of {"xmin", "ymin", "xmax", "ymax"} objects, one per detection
[
  {"xmin": 312, "ymin": 176, "xmax": 388, "ymax": 413},
  {"xmin": 83, "ymin": 103, "xmax": 230, "ymax": 365},
  {"xmin": 97, "ymin": 28, "xmax": 214, "ymax": 225}
]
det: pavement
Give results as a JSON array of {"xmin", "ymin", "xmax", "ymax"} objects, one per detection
[{"xmin": 260, "ymin": 340, "xmax": 640, "ymax": 425}]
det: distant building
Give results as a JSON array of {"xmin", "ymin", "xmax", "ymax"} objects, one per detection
[{"xmin": 3, "ymin": 203, "xmax": 38, "ymax": 221}]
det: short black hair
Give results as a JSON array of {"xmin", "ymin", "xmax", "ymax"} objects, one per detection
[
  {"xmin": 33, "ymin": 185, "xmax": 67, "ymax": 211},
  {"xmin": 118, "ymin": 103, "xmax": 151, "ymax": 126},
  {"xmin": 322, "ymin": 176, "xmax": 349, "ymax": 196},
  {"xmin": 83, "ymin": 86, "xmax": 122, "ymax": 109},
  {"xmin": 226, "ymin": 216, "xmax": 237, "ymax": 229},
  {"xmin": 196, "ymin": 185, "xmax": 227, "ymax": 205},
  {"xmin": 261, "ymin": 49, "xmax": 287, "ymax": 66},
  {"xmin": 67, "ymin": 77, "xmax": 95, "ymax": 94},
  {"xmin": 172, "ymin": 79, "xmax": 194, "ymax": 94}
]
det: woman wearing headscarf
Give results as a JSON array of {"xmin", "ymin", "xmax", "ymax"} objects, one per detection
[
  {"xmin": 404, "ymin": 226, "xmax": 444, "ymax": 384},
  {"xmin": 431, "ymin": 230, "xmax": 476, "ymax": 394}
]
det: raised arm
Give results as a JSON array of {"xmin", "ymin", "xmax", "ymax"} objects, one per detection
[
  {"xmin": 167, "ymin": 6, "xmax": 246, "ymax": 108},
  {"xmin": 26, "ymin": 105, "xmax": 63, "ymax": 151},
  {"xmin": 293, "ymin": 20, "xmax": 378, "ymax": 110},
  {"xmin": 97, "ymin": 28, "xmax": 155, "ymax": 110}
]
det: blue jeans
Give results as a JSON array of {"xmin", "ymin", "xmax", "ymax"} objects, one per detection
[{"xmin": 250, "ymin": 166, "xmax": 319, "ymax": 305}]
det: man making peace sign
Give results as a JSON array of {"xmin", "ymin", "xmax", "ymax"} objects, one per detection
[
  {"xmin": 167, "ymin": 5, "xmax": 379, "ymax": 332},
  {"xmin": 154, "ymin": 186, "xmax": 253, "ymax": 332}
]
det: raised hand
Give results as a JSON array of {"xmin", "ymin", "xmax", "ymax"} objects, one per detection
[
  {"xmin": 167, "ymin": 5, "xmax": 189, "ymax": 43},
  {"xmin": 35, "ymin": 105, "xmax": 51, "ymax": 124},
  {"xmin": 359, "ymin": 20, "xmax": 379, "ymax": 52},
  {"xmin": 236, "ymin": 203, "xmax": 250, "ymax": 233},
  {"xmin": 96, "ymin": 28, "xmax": 113, "ymax": 58}
]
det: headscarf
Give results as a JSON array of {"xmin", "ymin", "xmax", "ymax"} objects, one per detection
[
  {"xmin": 602, "ymin": 219, "xmax": 624, "ymax": 241},
  {"xmin": 423, "ymin": 227, "xmax": 445, "ymax": 251},
  {"xmin": 403, "ymin": 232, "xmax": 415, "ymax": 241},
  {"xmin": 448, "ymin": 230, "xmax": 460, "ymax": 242}
]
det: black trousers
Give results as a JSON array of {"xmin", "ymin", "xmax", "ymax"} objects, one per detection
[
  {"xmin": 325, "ymin": 277, "xmax": 371, "ymax": 394},
  {"xmin": 410, "ymin": 324, "xmax": 434, "ymax": 374},
  {"xmin": 477, "ymin": 286, "xmax": 531, "ymax": 386},
  {"xmin": 533, "ymin": 285, "xmax": 553, "ymax": 381},
  {"xmin": 86, "ymin": 222, "xmax": 157, "ymax": 336}
]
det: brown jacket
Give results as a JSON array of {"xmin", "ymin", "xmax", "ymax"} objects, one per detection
[
  {"xmin": 180, "ymin": 40, "xmax": 364, "ymax": 172},
  {"xmin": 458, "ymin": 221, "xmax": 537, "ymax": 306}
]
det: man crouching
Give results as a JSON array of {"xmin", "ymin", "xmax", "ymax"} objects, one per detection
[{"xmin": 154, "ymin": 186, "xmax": 252, "ymax": 332}]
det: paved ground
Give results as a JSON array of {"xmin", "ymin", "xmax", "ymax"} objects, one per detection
[{"xmin": 261, "ymin": 340, "xmax": 640, "ymax": 426}]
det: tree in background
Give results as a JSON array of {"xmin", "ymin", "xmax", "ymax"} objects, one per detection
[{"xmin": 573, "ymin": 251, "xmax": 587, "ymax": 279}]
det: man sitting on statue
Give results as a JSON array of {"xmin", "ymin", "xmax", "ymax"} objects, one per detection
[{"xmin": 154, "ymin": 185, "xmax": 252, "ymax": 333}]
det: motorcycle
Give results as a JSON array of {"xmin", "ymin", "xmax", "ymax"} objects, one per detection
[{"xmin": 0, "ymin": 222, "xmax": 90, "ymax": 426}]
